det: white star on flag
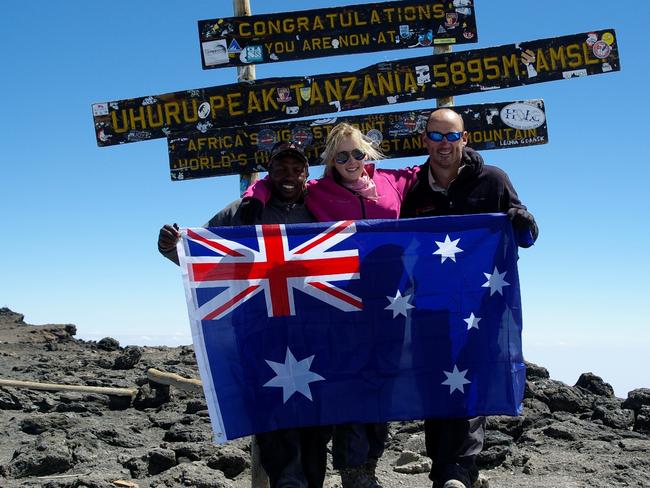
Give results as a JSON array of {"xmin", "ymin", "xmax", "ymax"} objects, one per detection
[
  {"xmin": 263, "ymin": 347, "xmax": 325, "ymax": 403},
  {"xmin": 442, "ymin": 365, "xmax": 471, "ymax": 394},
  {"xmin": 464, "ymin": 312, "xmax": 481, "ymax": 330},
  {"xmin": 433, "ymin": 235, "xmax": 463, "ymax": 263},
  {"xmin": 385, "ymin": 290, "xmax": 415, "ymax": 318},
  {"xmin": 482, "ymin": 266, "xmax": 510, "ymax": 296}
]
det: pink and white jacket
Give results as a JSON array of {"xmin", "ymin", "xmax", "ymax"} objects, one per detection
[{"xmin": 243, "ymin": 163, "xmax": 420, "ymax": 221}]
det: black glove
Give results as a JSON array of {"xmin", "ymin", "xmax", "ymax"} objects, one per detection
[
  {"xmin": 158, "ymin": 223, "xmax": 180, "ymax": 253},
  {"xmin": 239, "ymin": 197, "xmax": 264, "ymax": 225},
  {"xmin": 507, "ymin": 208, "xmax": 539, "ymax": 244}
]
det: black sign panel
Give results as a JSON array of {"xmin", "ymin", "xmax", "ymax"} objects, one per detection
[
  {"xmin": 198, "ymin": 0, "xmax": 478, "ymax": 69},
  {"xmin": 167, "ymin": 100, "xmax": 548, "ymax": 181},
  {"xmin": 93, "ymin": 29, "xmax": 618, "ymax": 147}
]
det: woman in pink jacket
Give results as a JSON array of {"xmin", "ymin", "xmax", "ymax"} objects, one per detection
[
  {"xmin": 246, "ymin": 122, "xmax": 419, "ymax": 221},
  {"xmin": 245, "ymin": 123, "xmax": 419, "ymax": 488}
]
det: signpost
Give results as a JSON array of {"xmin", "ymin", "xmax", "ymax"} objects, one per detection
[
  {"xmin": 93, "ymin": 29, "xmax": 619, "ymax": 147},
  {"xmin": 91, "ymin": 4, "xmax": 622, "ymax": 485},
  {"xmin": 167, "ymin": 99, "xmax": 548, "ymax": 180},
  {"xmin": 198, "ymin": 0, "xmax": 478, "ymax": 69}
]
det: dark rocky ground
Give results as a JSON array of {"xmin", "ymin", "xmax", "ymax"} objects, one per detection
[{"xmin": 1, "ymin": 306, "xmax": 649, "ymax": 488}]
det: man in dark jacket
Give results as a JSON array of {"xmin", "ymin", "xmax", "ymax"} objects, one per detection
[
  {"xmin": 400, "ymin": 108, "xmax": 538, "ymax": 488},
  {"xmin": 157, "ymin": 142, "xmax": 332, "ymax": 488}
]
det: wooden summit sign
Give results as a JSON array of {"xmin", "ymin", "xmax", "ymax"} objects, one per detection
[
  {"xmin": 167, "ymin": 99, "xmax": 548, "ymax": 180},
  {"xmin": 197, "ymin": 0, "xmax": 478, "ymax": 69},
  {"xmin": 92, "ymin": 29, "xmax": 619, "ymax": 147}
]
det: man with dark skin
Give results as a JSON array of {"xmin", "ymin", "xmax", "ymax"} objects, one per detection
[
  {"xmin": 158, "ymin": 142, "xmax": 332, "ymax": 488},
  {"xmin": 400, "ymin": 108, "xmax": 538, "ymax": 488}
]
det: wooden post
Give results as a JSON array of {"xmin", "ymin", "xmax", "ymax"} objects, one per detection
[
  {"xmin": 230, "ymin": 4, "xmax": 268, "ymax": 487},
  {"xmin": 435, "ymin": 45, "xmax": 454, "ymax": 108},
  {"xmin": 234, "ymin": 0, "xmax": 259, "ymax": 196},
  {"xmin": 0, "ymin": 378, "xmax": 136, "ymax": 397}
]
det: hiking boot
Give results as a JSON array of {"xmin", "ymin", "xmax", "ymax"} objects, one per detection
[
  {"xmin": 340, "ymin": 466, "xmax": 381, "ymax": 488},
  {"xmin": 472, "ymin": 474, "xmax": 489, "ymax": 488},
  {"xmin": 364, "ymin": 459, "xmax": 384, "ymax": 488},
  {"xmin": 442, "ymin": 480, "xmax": 466, "ymax": 488}
]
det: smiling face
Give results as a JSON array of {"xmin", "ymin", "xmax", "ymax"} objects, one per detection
[
  {"xmin": 332, "ymin": 135, "xmax": 367, "ymax": 184},
  {"xmin": 268, "ymin": 156, "xmax": 308, "ymax": 202},
  {"xmin": 422, "ymin": 109, "xmax": 468, "ymax": 175}
]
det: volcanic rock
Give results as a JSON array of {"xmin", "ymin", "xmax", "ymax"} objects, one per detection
[{"xmin": 1, "ymin": 309, "xmax": 649, "ymax": 488}]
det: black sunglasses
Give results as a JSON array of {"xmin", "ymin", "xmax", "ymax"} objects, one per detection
[
  {"xmin": 425, "ymin": 131, "xmax": 463, "ymax": 142},
  {"xmin": 335, "ymin": 148, "xmax": 366, "ymax": 164}
]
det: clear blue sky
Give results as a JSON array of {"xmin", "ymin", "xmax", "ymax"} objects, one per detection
[{"xmin": 2, "ymin": 1, "xmax": 648, "ymax": 397}]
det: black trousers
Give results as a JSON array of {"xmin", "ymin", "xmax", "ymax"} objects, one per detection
[
  {"xmin": 256, "ymin": 426, "xmax": 332, "ymax": 488},
  {"xmin": 332, "ymin": 422, "xmax": 389, "ymax": 469},
  {"xmin": 425, "ymin": 416, "xmax": 485, "ymax": 488}
]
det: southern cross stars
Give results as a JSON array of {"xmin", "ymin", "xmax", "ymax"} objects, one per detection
[
  {"xmin": 464, "ymin": 312, "xmax": 481, "ymax": 330},
  {"xmin": 385, "ymin": 290, "xmax": 415, "ymax": 318},
  {"xmin": 442, "ymin": 365, "xmax": 471, "ymax": 394},
  {"xmin": 263, "ymin": 347, "xmax": 324, "ymax": 403},
  {"xmin": 482, "ymin": 266, "xmax": 510, "ymax": 296},
  {"xmin": 433, "ymin": 234, "xmax": 463, "ymax": 263}
]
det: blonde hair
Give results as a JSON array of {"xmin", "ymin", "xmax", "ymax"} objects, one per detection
[{"xmin": 321, "ymin": 123, "xmax": 385, "ymax": 176}]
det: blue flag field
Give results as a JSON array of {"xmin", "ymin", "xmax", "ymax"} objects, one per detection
[{"xmin": 178, "ymin": 214, "xmax": 525, "ymax": 443}]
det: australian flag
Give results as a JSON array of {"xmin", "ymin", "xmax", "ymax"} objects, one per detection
[{"xmin": 178, "ymin": 214, "xmax": 525, "ymax": 443}]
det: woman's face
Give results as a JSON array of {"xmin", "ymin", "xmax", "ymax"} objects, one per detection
[{"xmin": 332, "ymin": 136, "xmax": 366, "ymax": 184}]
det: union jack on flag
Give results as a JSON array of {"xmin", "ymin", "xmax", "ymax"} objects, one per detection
[
  {"xmin": 178, "ymin": 214, "xmax": 526, "ymax": 443},
  {"xmin": 184, "ymin": 220, "xmax": 362, "ymax": 319}
]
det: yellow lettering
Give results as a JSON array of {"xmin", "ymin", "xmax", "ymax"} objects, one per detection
[
  {"xmin": 162, "ymin": 104, "xmax": 181, "ymax": 127},
  {"xmin": 129, "ymin": 106, "xmax": 147, "ymax": 129},
  {"xmin": 433, "ymin": 4, "xmax": 444, "ymax": 18},
  {"xmin": 261, "ymin": 88, "xmax": 278, "ymax": 111},
  {"xmin": 146, "ymin": 104, "xmax": 164, "ymax": 128},
  {"xmin": 417, "ymin": 6, "xmax": 431, "ymax": 21},
  {"xmin": 549, "ymin": 45, "xmax": 567, "ymax": 70},
  {"xmin": 253, "ymin": 21, "xmax": 266, "ymax": 36},
  {"xmin": 362, "ymin": 74, "xmax": 378, "ymax": 98},
  {"xmin": 311, "ymin": 81, "xmax": 325, "ymax": 104},
  {"xmin": 313, "ymin": 15, "xmax": 324, "ymax": 30},
  {"xmin": 181, "ymin": 99, "xmax": 199, "ymax": 123},
  {"xmin": 281, "ymin": 18, "xmax": 294, "ymax": 34},
  {"xmin": 566, "ymin": 43, "xmax": 583, "ymax": 68},
  {"xmin": 343, "ymin": 76, "xmax": 360, "ymax": 101},
  {"xmin": 248, "ymin": 91, "xmax": 262, "ymax": 113},
  {"xmin": 377, "ymin": 72, "xmax": 394, "ymax": 95},
  {"xmin": 340, "ymin": 12, "xmax": 353, "ymax": 28},
  {"xmin": 239, "ymin": 22, "xmax": 251, "ymax": 37},
  {"xmin": 209, "ymin": 96, "xmax": 225, "ymax": 119},
  {"xmin": 404, "ymin": 6, "xmax": 416, "ymax": 21},
  {"xmin": 383, "ymin": 7, "xmax": 395, "ymax": 22},
  {"xmin": 324, "ymin": 79, "xmax": 342, "ymax": 101},
  {"xmin": 370, "ymin": 9, "xmax": 381, "ymax": 24},
  {"xmin": 353, "ymin": 12, "xmax": 367, "ymax": 26},
  {"xmin": 296, "ymin": 16, "xmax": 309, "ymax": 32},
  {"xmin": 582, "ymin": 42, "xmax": 601, "ymax": 65},
  {"xmin": 377, "ymin": 32, "xmax": 387, "ymax": 44},
  {"xmin": 535, "ymin": 49, "xmax": 550, "ymax": 72},
  {"xmin": 111, "ymin": 110, "xmax": 129, "ymax": 133},
  {"xmin": 403, "ymin": 71, "xmax": 418, "ymax": 92},
  {"xmin": 501, "ymin": 54, "xmax": 518, "ymax": 78},
  {"xmin": 188, "ymin": 139, "xmax": 197, "ymax": 151}
]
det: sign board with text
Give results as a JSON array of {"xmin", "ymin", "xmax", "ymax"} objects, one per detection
[
  {"xmin": 93, "ymin": 29, "xmax": 618, "ymax": 147},
  {"xmin": 167, "ymin": 100, "xmax": 548, "ymax": 181},
  {"xmin": 198, "ymin": 0, "xmax": 478, "ymax": 69}
]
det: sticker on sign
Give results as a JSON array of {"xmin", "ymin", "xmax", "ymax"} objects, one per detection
[{"xmin": 500, "ymin": 102, "xmax": 546, "ymax": 130}]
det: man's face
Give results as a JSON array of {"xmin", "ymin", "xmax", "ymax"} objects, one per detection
[
  {"xmin": 268, "ymin": 156, "xmax": 308, "ymax": 202},
  {"xmin": 422, "ymin": 112, "xmax": 468, "ymax": 173}
]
